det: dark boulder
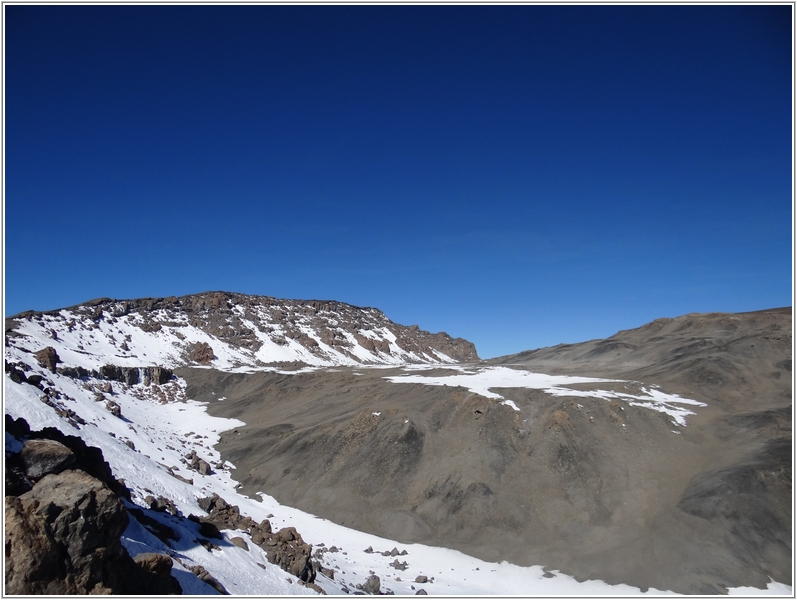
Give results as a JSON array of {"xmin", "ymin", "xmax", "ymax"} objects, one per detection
[
  {"xmin": 20, "ymin": 439, "xmax": 76, "ymax": 480},
  {"xmin": 5, "ymin": 362, "xmax": 27, "ymax": 383}
]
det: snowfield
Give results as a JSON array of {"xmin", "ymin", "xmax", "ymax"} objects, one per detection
[{"xmin": 385, "ymin": 365, "xmax": 707, "ymax": 426}]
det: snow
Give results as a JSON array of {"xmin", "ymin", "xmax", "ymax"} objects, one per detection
[
  {"xmin": 6, "ymin": 305, "xmax": 458, "ymax": 371},
  {"xmin": 727, "ymin": 580, "xmax": 795, "ymax": 595},
  {"xmin": 385, "ymin": 366, "xmax": 707, "ymax": 426},
  {"xmin": 3, "ymin": 320, "xmax": 788, "ymax": 596}
]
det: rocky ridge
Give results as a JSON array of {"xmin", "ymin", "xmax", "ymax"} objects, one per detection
[{"xmin": 5, "ymin": 291, "xmax": 479, "ymax": 370}]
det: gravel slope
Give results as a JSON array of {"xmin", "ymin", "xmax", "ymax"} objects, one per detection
[{"xmin": 178, "ymin": 307, "xmax": 792, "ymax": 594}]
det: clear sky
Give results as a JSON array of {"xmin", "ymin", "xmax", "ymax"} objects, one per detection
[{"xmin": 4, "ymin": 5, "xmax": 793, "ymax": 358}]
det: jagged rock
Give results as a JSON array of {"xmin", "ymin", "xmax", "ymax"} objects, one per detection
[
  {"xmin": 198, "ymin": 492, "xmax": 227, "ymax": 512},
  {"xmin": 363, "ymin": 574, "xmax": 381, "ymax": 594},
  {"xmin": 33, "ymin": 346, "xmax": 60, "ymax": 372},
  {"xmin": 194, "ymin": 457, "xmax": 212, "ymax": 475},
  {"xmin": 364, "ymin": 545, "xmax": 374, "ymax": 553},
  {"xmin": 24, "ymin": 424, "xmax": 130, "ymax": 501},
  {"xmin": 5, "ymin": 470, "xmax": 180, "ymax": 594},
  {"xmin": 99, "ymin": 364, "xmax": 140, "ymax": 385},
  {"xmin": 20, "ymin": 438, "xmax": 75, "ymax": 480},
  {"xmin": 186, "ymin": 450, "xmax": 213, "ymax": 476},
  {"xmin": 416, "ymin": 589, "xmax": 427, "ymax": 595},
  {"xmin": 188, "ymin": 514, "xmax": 222, "ymax": 539},
  {"xmin": 139, "ymin": 321, "xmax": 162, "ymax": 333},
  {"xmin": 264, "ymin": 527, "xmax": 316, "ymax": 583},
  {"xmin": 188, "ymin": 341, "xmax": 215, "ymax": 365},
  {"xmin": 100, "ymin": 364, "xmax": 124, "ymax": 381},
  {"xmin": 391, "ymin": 559, "xmax": 408, "ymax": 571},
  {"xmin": 58, "ymin": 365, "xmax": 91, "ymax": 379},
  {"xmin": 145, "ymin": 494, "xmax": 178, "ymax": 515},
  {"xmin": 142, "ymin": 366, "xmax": 172, "ymax": 386},
  {"xmin": 321, "ymin": 567, "xmax": 335, "ymax": 579},
  {"xmin": 389, "ymin": 547, "xmax": 399, "ymax": 556},
  {"xmin": 105, "ymin": 399, "xmax": 122, "ymax": 417},
  {"xmin": 414, "ymin": 575, "xmax": 428, "ymax": 583}
]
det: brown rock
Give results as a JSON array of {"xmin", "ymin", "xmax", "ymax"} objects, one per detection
[
  {"xmin": 4, "ymin": 470, "xmax": 178, "ymax": 595},
  {"xmin": 188, "ymin": 564, "xmax": 228, "ymax": 594},
  {"xmin": 33, "ymin": 346, "xmax": 60, "ymax": 372},
  {"xmin": 132, "ymin": 553, "xmax": 182, "ymax": 594},
  {"xmin": 187, "ymin": 341, "xmax": 215, "ymax": 364},
  {"xmin": 105, "ymin": 399, "xmax": 122, "ymax": 417},
  {"xmin": 231, "ymin": 536, "xmax": 249, "ymax": 551}
]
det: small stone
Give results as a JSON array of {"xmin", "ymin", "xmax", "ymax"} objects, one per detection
[{"xmin": 231, "ymin": 536, "xmax": 249, "ymax": 551}]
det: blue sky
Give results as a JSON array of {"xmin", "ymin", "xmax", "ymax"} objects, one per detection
[{"xmin": 4, "ymin": 5, "xmax": 792, "ymax": 358}]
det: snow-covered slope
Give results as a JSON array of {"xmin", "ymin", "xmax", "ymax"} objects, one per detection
[{"xmin": 5, "ymin": 292, "xmax": 478, "ymax": 370}]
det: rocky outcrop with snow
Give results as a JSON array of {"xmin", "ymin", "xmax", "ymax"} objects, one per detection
[
  {"xmin": 5, "ymin": 291, "xmax": 479, "ymax": 370},
  {"xmin": 5, "ymin": 416, "xmax": 182, "ymax": 595}
]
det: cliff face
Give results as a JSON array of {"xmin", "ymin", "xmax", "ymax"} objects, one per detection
[{"xmin": 6, "ymin": 291, "xmax": 479, "ymax": 368}]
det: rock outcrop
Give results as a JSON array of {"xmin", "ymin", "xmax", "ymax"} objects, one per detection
[
  {"xmin": 33, "ymin": 346, "xmax": 60, "ymax": 372},
  {"xmin": 188, "ymin": 341, "xmax": 215, "ymax": 365},
  {"xmin": 196, "ymin": 492, "xmax": 317, "ymax": 584},
  {"xmin": 4, "ymin": 417, "xmax": 181, "ymax": 595}
]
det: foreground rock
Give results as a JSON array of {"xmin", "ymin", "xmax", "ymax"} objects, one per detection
[{"xmin": 4, "ymin": 417, "xmax": 181, "ymax": 595}]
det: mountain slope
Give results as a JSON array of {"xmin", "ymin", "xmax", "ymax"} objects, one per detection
[
  {"xmin": 4, "ymin": 299, "xmax": 791, "ymax": 595},
  {"xmin": 5, "ymin": 296, "xmax": 704, "ymax": 597},
  {"xmin": 169, "ymin": 308, "xmax": 791, "ymax": 594},
  {"xmin": 5, "ymin": 291, "xmax": 478, "ymax": 370},
  {"xmin": 489, "ymin": 307, "xmax": 791, "ymax": 411}
]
